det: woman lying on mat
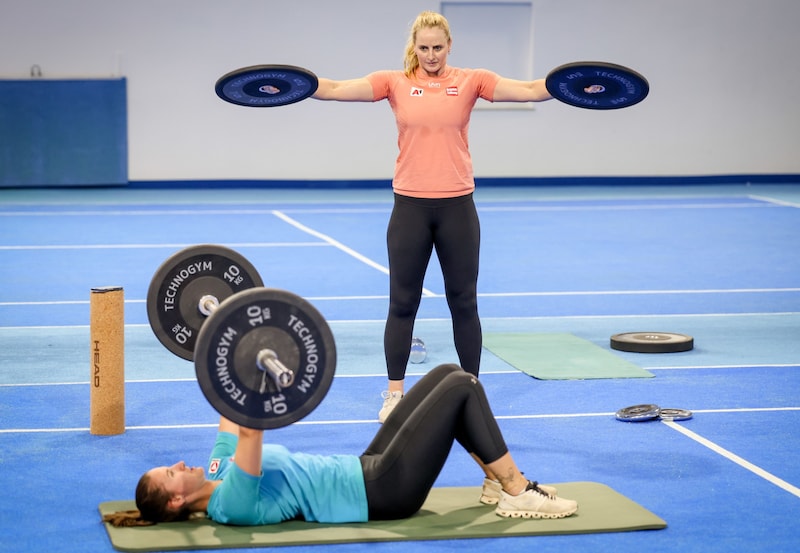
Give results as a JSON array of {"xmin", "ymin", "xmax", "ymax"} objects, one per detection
[{"xmin": 104, "ymin": 364, "xmax": 577, "ymax": 527}]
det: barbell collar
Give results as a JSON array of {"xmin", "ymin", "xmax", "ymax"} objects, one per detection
[
  {"xmin": 198, "ymin": 294, "xmax": 220, "ymax": 316},
  {"xmin": 257, "ymin": 349, "xmax": 295, "ymax": 389}
]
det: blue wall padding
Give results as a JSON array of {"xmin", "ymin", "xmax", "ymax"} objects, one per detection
[{"xmin": 0, "ymin": 78, "xmax": 127, "ymax": 187}]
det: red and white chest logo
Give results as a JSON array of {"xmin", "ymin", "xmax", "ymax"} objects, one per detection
[
  {"xmin": 209, "ymin": 458, "xmax": 221, "ymax": 474},
  {"xmin": 410, "ymin": 87, "xmax": 424, "ymax": 96},
  {"xmin": 446, "ymin": 87, "xmax": 459, "ymax": 96}
]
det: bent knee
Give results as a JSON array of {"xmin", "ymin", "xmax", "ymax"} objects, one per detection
[{"xmin": 430, "ymin": 363, "xmax": 465, "ymax": 377}]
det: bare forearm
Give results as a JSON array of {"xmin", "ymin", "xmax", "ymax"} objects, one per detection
[
  {"xmin": 493, "ymin": 78, "xmax": 553, "ymax": 103},
  {"xmin": 235, "ymin": 426, "xmax": 264, "ymax": 476},
  {"xmin": 312, "ymin": 77, "xmax": 374, "ymax": 102},
  {"xmin": 218, "ymin": 417, "xmax": 239, "ymax": 435}
]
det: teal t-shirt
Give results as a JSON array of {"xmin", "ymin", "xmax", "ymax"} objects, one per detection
[{"xmin": 205, "ymin": 432, "xmax": 368, "ymax": 525}]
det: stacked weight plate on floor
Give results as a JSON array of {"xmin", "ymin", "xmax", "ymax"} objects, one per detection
[
  {"xmin": 616, "ymin": 404, "xmax": 693, "ymax": 422},
  {"xmin": 611, "ymin": 329, "xmax": 693, "ymax": 422}
]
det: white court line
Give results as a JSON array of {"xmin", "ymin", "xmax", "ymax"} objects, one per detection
[
  {"xmin": 479, "ymin": 288, "xmax": 800, "ymax": 297},
  {"xmin": 5, "ymin": 372, "xmax": 800, "ymax": 389},
  {"xmin": 647, "ymin": 364, "xmax": 800, "ymax": 371},
  {"xmin": 2, "ymin": 289, "xmax": 799, "ymax": 308},
  {"xmin": 688, "ymin": 407, "xmax": 800, "ymax": 414},
  {"xmin": 0, "ymin": 209, "xmax": 344, "ymax": 217},
  {"xmin": 748, "ymin": 194, "xmax": 800, "ymax": 208},
  {"xmin": 495, "ymin": 407, "xmax": 800, "ymax": 420},
  {"xmin": 663, "ymin": 420, "xmax": 800, "ymax": 498},
  {"xmin": 272, "ymin": 210, "xmax": 437, "ymax": 297},
  {"xmin": 0, "ymin": 200, "xmax": 780, "ymax": 218},
  {"xmin": 0, "ymin": 371, "xmax": 519, "ymax": 388},
  {"xmin": 0, "ymin": 242, "xmax": 326, "ymax": 250},
  {"xmin": 271, "ymin": 210, "xmax": 389, "ymax": 277},
  {"xmin": 0, "ymin": 420, "xmax": 374, "ymax": 434},
  {"xmin": 475, "ymin": 311, "xmax": 800, "ymax": 321},
  {"xmin": 478, "ymin": 202, "xmax": 778, "ymax": 212},
  {"xmin": 3, "ymin": 407, "xmax": 799, "ymax": 434},
  {"xmin": 1, "ymin": 311, "xmax": 799, "ymax": 329},
  {"xmin": 0, "ymin": 378, "xmax": 197, "ymax": 387}
]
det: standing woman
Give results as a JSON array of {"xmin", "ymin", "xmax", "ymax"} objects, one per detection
[{"xmin": 313, "ymin": 11, "xmax": 553, "ymax": 421}]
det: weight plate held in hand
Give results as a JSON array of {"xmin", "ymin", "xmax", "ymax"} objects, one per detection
[
  {"xmin": 546, "ymin": 61, "xmax": 649, "ymax": 110},
  {"xmin": 215, "ymin": 64, "xmax": 318, "ymax": 107}
]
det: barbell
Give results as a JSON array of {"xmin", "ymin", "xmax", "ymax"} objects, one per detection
[{"xmin": 146, "ymin": 245, "xmax": 336, "ymax": 429}]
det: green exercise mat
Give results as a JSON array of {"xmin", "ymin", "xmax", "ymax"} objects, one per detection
[
  {"xmin": 483, "ymin": 333, "xmax": 654, "ymax": 379},
  {"xmin": 99, "ymin": 482, "xmax": 666, "ymax": 551}
]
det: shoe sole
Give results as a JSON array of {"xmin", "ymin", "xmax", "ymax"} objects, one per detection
[
  {"xmin": 377, "ymin": 406, "xmax": 396, "ymax": 423},
  {"xmin": 495, "ymin": 506, "xmax": 578, "ymax": 519},
  {"xmin": 481, "ymin": 486, "xmax": 558, "ymax": 506},
  {"xmin": 480, "ymin": 488, "xmax": 558, "ymax": 505}
]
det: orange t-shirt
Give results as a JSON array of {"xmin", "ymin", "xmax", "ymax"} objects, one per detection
[{"xmin": 366, "ymin": 67, "xmax": 501, "ymax": 198}]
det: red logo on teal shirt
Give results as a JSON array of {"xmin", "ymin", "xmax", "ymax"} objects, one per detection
[{"xmin": 209, "ymin": 458, "xmax": 221, "ymax": 474}]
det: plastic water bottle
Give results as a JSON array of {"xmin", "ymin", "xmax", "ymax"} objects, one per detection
[{"xmin": 409, "ymin": 337, "xmax": 427, "ymax": 364}]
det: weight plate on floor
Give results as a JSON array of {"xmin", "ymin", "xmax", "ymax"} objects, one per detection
[
  {"xmin": 194, "ymin": 287, "xmax": 336, "ymax": 429},
  {"xmin": 147, "ymin": 245, "xmax": 264, "ymax": 361},
  {"xmin": 215, "ymin": 64, "xmax": 318, "ymax": 107},
  {"xmin": 615, "ymin": 403, "xmax": 661, "ymax": 422},
  {"xmin": 610, "ymin": 332, "xmax": 694, "ymax": 353},
  {"xmin": 659, "ymin": 408, "xmax": 693, "ymax": 421},
  {"xmin": 545, "ymin": 61, "xmax": 649, "ymax": 110}
]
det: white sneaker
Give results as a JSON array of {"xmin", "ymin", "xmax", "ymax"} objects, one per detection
[
  {"xmin": 378, "ymin": 391, "xmax": 403, "ymax": 423},
  {"xmin": 480, "ymin": 478, "xmax": 558, "ymax": 505},
  {"xmin": 495, "ymin": 481, "xmax": 578, "ymax": 519}
]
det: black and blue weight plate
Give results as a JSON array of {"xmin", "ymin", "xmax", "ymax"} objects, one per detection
[
  {"xmin": 146, "ymin": 245, "xmax": 264, "ymax": 361},
  {"xmin": 610, "ymin": 332, "xmax": 694, "ymax": 353},
  {"xmin": 546, "ymin": 61, "xmax": 649, "ymax": 110},
  {"xmin": 194, "ymin": 287, "xmax": 336, "ymax": 429},
  {"xmin": 215, "ymin": 64, "xmax": 318, "ymax": 107},
  {"xmin": 615, "ymin": 403, "xmax": 661, "ymax": 422}
]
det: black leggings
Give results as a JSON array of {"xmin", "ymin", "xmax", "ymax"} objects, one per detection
[
  {"xmin": 359, "ymin": 364, "xmax": 509, "ymax": 520},
  {"xmin": 384, "ymin": 193, "xmax": 482, "ymax": 379}
]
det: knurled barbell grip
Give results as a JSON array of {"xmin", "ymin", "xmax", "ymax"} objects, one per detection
[{"xmin": 198, "ymin": 295, "xmax": 295, "ymax": 390}]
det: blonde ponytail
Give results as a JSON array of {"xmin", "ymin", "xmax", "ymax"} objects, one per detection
[{"xmin": 403, "ymin": 11, "xmax": 452, "ymax": 78}]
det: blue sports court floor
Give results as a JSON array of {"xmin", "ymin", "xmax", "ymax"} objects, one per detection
[{"xmin": 1, "ymin": 182, "xmax": 799, "ymax": 553}]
